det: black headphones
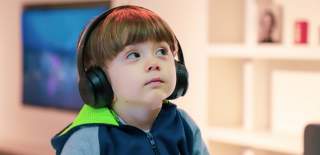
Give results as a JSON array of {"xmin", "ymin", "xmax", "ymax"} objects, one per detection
[{"xmin": 77, "ymin": 6, "xmax": 188, "ymax": 108}]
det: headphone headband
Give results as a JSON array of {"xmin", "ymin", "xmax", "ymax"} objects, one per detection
[{"xmin": 77, "ymin": 7, "xmax": 118, "ymax": 78}]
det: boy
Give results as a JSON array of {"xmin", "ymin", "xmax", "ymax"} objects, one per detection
[{"xmin": 51, "ymin": 5, "xmax": 209, "ymax": 155}]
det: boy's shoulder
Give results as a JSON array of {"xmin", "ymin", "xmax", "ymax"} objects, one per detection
[
  {"xmin": 176, "ymin": 108, "xmax": 201, "ymax": 136},
  {"xmin": 177, "ymin": 108, "xmax": 197, "ymax": 126},
  {"xmin": 177, "ymin": 108, "xmax": 210, "ymax": 155},
  {"xmin": 60, "ymin": 126, "xmax": 100, "ymax": 155}
]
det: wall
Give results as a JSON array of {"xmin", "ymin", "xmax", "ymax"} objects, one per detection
[
  {"xmin": 0, "ymin": 2, "xmax": 77, "ymax": 154},
  {"xmin": 0, "ymin": 0, "xmax": 208, "ymax": 154}
]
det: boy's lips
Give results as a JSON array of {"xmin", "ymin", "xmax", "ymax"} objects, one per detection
[{"xmin": 145, "ymin": 77, "xmax": 164, "ymax": 85}]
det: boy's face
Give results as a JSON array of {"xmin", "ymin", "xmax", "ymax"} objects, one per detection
[{"xmin": 106, "ymin": 40, "xmax": 177, "ymax": 108}]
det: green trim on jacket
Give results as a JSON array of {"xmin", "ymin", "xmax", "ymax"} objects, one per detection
[
  {"xmin": 59, "ymin": 100, "xmax": 171, "ymax": 136},
  {"xmin": 59, "ymin": 104, "xmax": 119, "ymax": 136}
]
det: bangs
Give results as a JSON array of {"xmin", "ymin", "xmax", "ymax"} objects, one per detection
[{"xmin": 99, "ymin": 7, "xmax": 177, "ymax": 60}]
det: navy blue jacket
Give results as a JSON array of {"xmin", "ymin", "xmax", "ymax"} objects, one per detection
[{"xmin": 51, "ymin": 102, "xmax": 209, "ymax": 155}]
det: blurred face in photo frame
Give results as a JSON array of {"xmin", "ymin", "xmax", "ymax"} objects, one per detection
[{"xmin": 259, "ymin": 10, "xmax": 276, "ymax": 43}]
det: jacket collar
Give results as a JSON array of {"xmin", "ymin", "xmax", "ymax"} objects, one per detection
[
  {"xmin": 59, "ymin": 100, "xmax": 172, "ymax": 136},
  {"xmin": 59, "ymin": 103, "xmax": 119, "ymax": 136}
]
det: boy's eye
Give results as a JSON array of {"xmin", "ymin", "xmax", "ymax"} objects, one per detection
[
  {"xmin": 126, "ymin": 52, "xmax": 140, "ymax": 60},
  {"xmin": 156, "ymin": 48, "xmax": 168, "ymax": 56}
]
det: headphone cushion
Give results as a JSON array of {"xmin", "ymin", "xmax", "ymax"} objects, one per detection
[
  {"xmin": 167, "ymin": 61, "xmax": 189, "ymax": 100},
  {"xmin": 79, "ymin": 67, "xmax": 113, "ymax": 108},
  {"xmin": 78, "ymin": 76, "xmax": 95, "ymax": 106}
]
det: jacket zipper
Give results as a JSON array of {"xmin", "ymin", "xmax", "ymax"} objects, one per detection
[
  {"xmin": 112, "ymin": 112, "xmax": 161, "ymax": 155},
  {"xmin": 146, "ymin": 132, "xmax": 159, "ymax": 155}
]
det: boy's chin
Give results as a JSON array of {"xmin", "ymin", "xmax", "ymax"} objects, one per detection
[
  {"xmin": 147, "ymin": 101, "xmax": 163, "ymax": 110},
  {"xmin": 142, "ymin": 94, "xmax": 168, "ymax": 109}
]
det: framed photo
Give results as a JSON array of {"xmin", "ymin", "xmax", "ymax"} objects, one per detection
[
  {"xmin": 22, "ymin": 1, "xmax": 110, "ymax": 111},
  {"xmin": 257, "ymin": 3, "xmax": 283, "ymax": 43}
]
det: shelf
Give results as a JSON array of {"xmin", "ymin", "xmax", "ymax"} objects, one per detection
[
  {"xmin": 206, "ymin": 45, "xmax": 320, "ymax": 60},
  {"xmin": 208, "ymin": 141, "xmax": 245, "ymax": 155},
  {"xmin": 207, "ymin": 127, "xmax": 303, "ymax": 155}
]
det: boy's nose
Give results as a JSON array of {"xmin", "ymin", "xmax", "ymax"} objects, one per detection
[{"xmin": 146, "ymin": 63, "xmax": 160, "ymax": 72}]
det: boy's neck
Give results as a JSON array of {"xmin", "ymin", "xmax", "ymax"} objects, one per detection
[{"xmin": 112, "ymin": 100, "xmax": 162, "ymax": 131}]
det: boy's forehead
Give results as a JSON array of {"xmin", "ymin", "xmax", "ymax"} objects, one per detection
[{"xmin": 122, "ymin": 40, "xmax": 170, "ymax": 50}]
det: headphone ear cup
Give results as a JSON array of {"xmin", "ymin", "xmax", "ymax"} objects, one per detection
[
  {"xmin": 167, "ymin": 60, "xmax": 189, "ymax": 100},
  {"xmin": 79, "ymin": 75, "xmax": 95, "ymax": 107},
  {"xmin": 78, "ymin": 67, "xmax": 113, "ymax": 108}
]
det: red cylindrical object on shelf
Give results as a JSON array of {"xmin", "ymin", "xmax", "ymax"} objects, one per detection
[{"xmin": 294, "ymin": 20, "xmax": 308, "ymax": 44}]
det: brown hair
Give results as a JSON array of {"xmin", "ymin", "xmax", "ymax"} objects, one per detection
[{"xmin": 84, "ymin": 5, "xmax": 178, "ymax": 69}]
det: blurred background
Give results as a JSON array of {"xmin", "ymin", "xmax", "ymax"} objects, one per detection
[{"xmin": 1, "ymin": 0, "xmax": 320, "ymax": 154}]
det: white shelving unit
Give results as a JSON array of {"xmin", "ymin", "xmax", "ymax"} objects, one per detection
[
  {"xmin": 207, "ymin": 45, "xmax": 320, "ymax": 60},
  {"xmin": 205, "ymin": 0, "xmax": 320, "ymax": 155},
  {"xmin": 207, "ymin": 127, "xmax": 302, "ymax": 155}
]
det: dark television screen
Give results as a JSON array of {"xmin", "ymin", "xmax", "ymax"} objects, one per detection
[{"xmin": 22, "ymin": 3, "xmax": 108, "ymax": 110}]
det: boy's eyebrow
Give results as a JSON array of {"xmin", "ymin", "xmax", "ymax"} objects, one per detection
[
  {"xmin": 120, "ymin": 41, "xmax": 171, "ymax": 54},
  {"xmin": 158, "ymin": 41, "xmax": 170, "ymax": 48},
  {"xmin": 120, "ymin": 44, "xmax": 136, "ymax": 53}
]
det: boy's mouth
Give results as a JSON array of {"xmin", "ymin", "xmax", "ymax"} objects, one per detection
[{"xmin": 145, "ymin": 77, "xmax": 164, "ymax": 85}]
